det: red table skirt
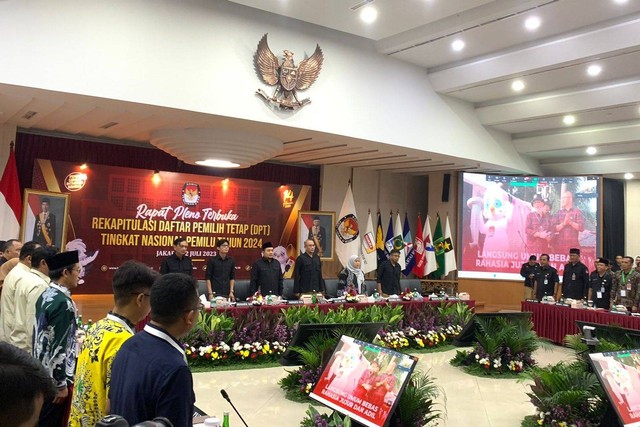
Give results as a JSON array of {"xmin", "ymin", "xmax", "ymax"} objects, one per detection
[
  {"xmin": 136, "ymin": 299, "xmax": 475, "ymax": 330},
  {"xmin": 521, "ymin": 301, "xmax": 640, "ymax": 344}
]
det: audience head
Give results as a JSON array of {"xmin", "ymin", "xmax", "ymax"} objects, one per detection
[
  {"xmin": 389, "ymin": 249, "xmax": 401, "ymax": 263},
  {"xmin": 569, "ymin": 248, "xmax": 580, "ymax": 263},
  {"xmin": 595, "ymin": 257, "xmax": 609, "ymax": 273},
  {"xmin": 113, "ymin": 261, "xmax": 159, "ymax": 322},
  {"xmin": 261, "ymin": 242, "xmax": 274, "ymax": 259},
  {"xmin": 18, "ymin": 241, "xmax": 41, "ymax": 264},
  {"xmin": 622, "ymin": 256, "xmax": 634, "ymax": 271},
  {"xmin": 3, "ymin": 239, "xmax": 22, "ymax": 261},
  {"xmin": 528, "ymin": 255, "xmax": 537, "ymax": 263},
  {"xmin": 615, "ymin": 255, "xmax": 623, "ymax": 266},
  {"xmin": 0, "ymin": 342, "xmax": 56, "ymax": 427},
  {"xmin": 216, "ymin": 239, "xmax": 230, "ymax": 256},
  {"xmin": 47, "ymin": 251, "xmax": 80, "ymax": 289},
  {"xmin": 539, "ymin": 254, "xmax": 550, "ymax": 266},
  {"xmin": 304, "ymin": 239, "xmax": 316, "ymax": 255},
  {"xmin": 150, "ymin": 273, "xmax": 199, "ymax": 338}
]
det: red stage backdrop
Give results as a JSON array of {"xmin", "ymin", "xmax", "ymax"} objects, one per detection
[{"xmin": 31, "ymin": 159, "xmax": 311, "ymax": 293}]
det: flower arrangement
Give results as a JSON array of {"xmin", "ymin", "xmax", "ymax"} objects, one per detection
[
  {"xmin": 300, "ymin": 406, "xmax": 352, "ymax": 427},
  {"xmin": 400, "ymin": 287, "xmax": 414, "ymax": 301},
  {"xmin": 376, "ymin": 330, "xmax": 410, "ymax": 350},
  {"xmin": 344, "ymin": 285, "xmax": 359, "ymax": 303},
  {"xmin": 450, "ymin": 316, "xmax": 539, "ymax": 376},
  {"xmin": 249, "ymin": 291, "xmax": 263, "ymax": 306}
]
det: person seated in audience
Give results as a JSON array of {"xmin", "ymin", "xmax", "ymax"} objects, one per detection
[
  {"xmin": 0, "ymin": 342, "xmax": 56, "ymax": 427},
  {"xmin": 69, "ymin": 260, "xmax": 158, "ymax": 427},
  {"xmin": 338, "ymin": 255, "xmax": 365, "ymax": 295},
  {"xmin": 109, "ymin": 273, "xmax": 199, "ymax": 426}
]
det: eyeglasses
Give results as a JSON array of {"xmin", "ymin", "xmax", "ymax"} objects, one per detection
[{"xmin": 185, "ymin": 302, "xmax": 204, "ymax": 312}]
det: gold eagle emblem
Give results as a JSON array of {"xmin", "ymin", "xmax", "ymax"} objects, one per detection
[{"xmin": 255, "ymin": 33, "xmax": 324, "ymax": 110}]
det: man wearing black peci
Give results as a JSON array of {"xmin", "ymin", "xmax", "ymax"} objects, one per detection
[
  {"xmin": 250, "ymin": 242, "xmax": 283, "ymax": 297},
  {"xmin": 206, "ymin": 239, "xmax": 235, "ymax": 300},
  {"xmin": 559, "ymin": 248, "xmax": 589, "ymax": 300},
  {"xmin": 588, "ymin": 257, "xmax": 613, "ymax": 309},
  {"xmin": 159, "ymin": 237, "xmax": 193, "ymax": 276},
  {"xmin": 520, "ymin": 255, "xmax": 539, "ymax": 300},
  {"xmin": 294, "ymin": 239, "xmax": 325, "ymax": 296}
]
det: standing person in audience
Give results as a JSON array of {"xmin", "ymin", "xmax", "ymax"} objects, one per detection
[
  {"xmin": 377, "ymin": 249, "xmax": 402, "ymax": 296},
  {"xmin": 559, "ymin": 248, "xmax": 589, "ymax": 300},
  {"xmin": 338, "ymin": 255, "xmax": 365, "ymax": 295},
  {"xmin": 206, "ymin": 239, "xmax": 235, "ymax": 300},
  {"xmin": 519, "ymin": 255, "xmax": 539, "ymax": 300},
  {"xmin": 159, "ymin": 237, "xmax": 193, "ymax": 276},
  {"xmin": 635, "ymin": 256, "xmax": 640, "ymax": 271},
  {"xmin": 109, "ymin": 273, "xmax": 198, "ymax": 426},
  {"xmin": 610, "ymin": 256, "xmax": 640, "ymax": 312},
  {"xmin": 250, "ymin": 242, "xmax": 283, "ymax": 297},
  {"xmin": 588, "ymin": 257, "xmax": 613, "ymax": 309},
  {"xmin": 0, "ymin": 241, "xmax": 41, "ymax": 342},
  {"xmin": 552, "ymin": 191, "xmax": 584, "ymax": 256},
  {"xmin": 533, "ymin": 254, "xmax": 559, "ymax": 301},
  {"xmin": 33, "ymin": 250, "xmax": 80, "ymax": 427},
  {"xmin": 0, "ymin": 342, "xmax": 57, "ymax": 427},
  {"xmin": 0, "ymin": 239, "xmax": 22, "ymax": 266},
  {"xmin": 611, "ymin": 255, "xmax": 623, "ymax": 272},
  {"xmin": 8, "ymin": 246, "xmax": 57, "ymax": 352},
  {"xmin": 294, "ymin": 239, "xmax": 325, "ymax": 296},
  {"xmin": 69, "ymin": 260, "xmax": 158, "ymax": 427}
]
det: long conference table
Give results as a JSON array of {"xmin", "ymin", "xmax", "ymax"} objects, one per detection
[
  {"xmin": 521, "ymin": 301, "xmax": 640, "ymax": 344},
  {"xmin": 136, "ymin": 299, "xmax": 475, "ymax": 330}
]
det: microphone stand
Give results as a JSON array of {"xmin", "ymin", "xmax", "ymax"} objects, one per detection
[{"xmin": 220, "ymin": 389, "xmax": 249, "ymax": 427}]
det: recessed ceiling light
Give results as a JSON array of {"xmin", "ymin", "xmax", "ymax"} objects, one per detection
[
  {"xmin": 511, "ymin": 80, "xmax": 525, "ymax": 92},
  {"xmin": 563, "ymin": 115, "xmax": 576, "ymax": 125},
  {"xmin": 625, "ymin": 173, "xmax": 634, "ymax": 180},
  {"xmin": 587, "ymin": 64, "xmax": 602, "ymax": 77},
  {"xmin": 524, "ymin": 16, "xmax": 541, "ymax": 31},
  {"xmin": 451, "ymin": 39, "xmax": 465, "ymax": 52},
  {"xmin": 614, "ymin": 0, "xmax": 629, "ymax": 4},
  {"xmin": 196, "ymin": 159, "xmax": 241, "ymax": 168},
  {"xmin": 360, "ymin": 6, "xmax": 378, "ymax": 23},
  {"xmin": 586, "ymin": 147, "xmax": 597, "ymax": 155}
]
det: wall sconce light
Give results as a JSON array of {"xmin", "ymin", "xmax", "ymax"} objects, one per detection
[{"xmin": 152, "ymin": 170, "xmax": 161, "ymax": 185}]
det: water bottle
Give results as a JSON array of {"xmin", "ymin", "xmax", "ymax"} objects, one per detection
[
  {"xmin": 222, "ymin": 411, "xmax": 230, "ymax": 427},
  {"xmin": 311, "ymin": 290, "xmax": 318, "ymax": 304}
]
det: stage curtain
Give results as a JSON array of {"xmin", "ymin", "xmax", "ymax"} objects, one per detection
[
  {"xmin": 15, "ymin": 132, "xmax": 320, "ymax": 209},
  {"xmin": 602, "ymin": 178, "xmax": 624, "ymax": 259}
]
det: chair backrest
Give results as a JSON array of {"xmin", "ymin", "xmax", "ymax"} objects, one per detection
[
  {"xmin": 402, "ymin": 279, "xmax": 422, "ymax": 293},
  {"xmin": 282, "ymin": 279, "xmax": 295, "ymax": 300},
  {"xmin": 196, "ymin": 280, "xmax": 208, "ymax": 297},
  {"xmin": 324, "ymin": 279, "xmax": 339, "ymax": 298},
  {"xmin": 234, "ymin": 280, "xmax": 251, "ymax": 301},
  {"xmin": 364, "ymin": 280, "xmax": 377, "ymax": 296}
]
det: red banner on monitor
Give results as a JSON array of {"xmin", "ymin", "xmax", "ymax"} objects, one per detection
[{"xmin": 30, "ymin": 159, "xmax": 311, "ymax": 293}]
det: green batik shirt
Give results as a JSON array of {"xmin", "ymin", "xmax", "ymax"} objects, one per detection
[{"xmin": 32, "ymin": 282, "xmax": 78, "ymax": 389}]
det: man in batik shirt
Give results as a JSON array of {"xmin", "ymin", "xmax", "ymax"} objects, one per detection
[
  {"xmin": 32, "ymin": 250, "xmax": 80, "ymax": 427},
  {"xmin": 69, "ymin": 261, "xmax": 157, "ymax": 427}
]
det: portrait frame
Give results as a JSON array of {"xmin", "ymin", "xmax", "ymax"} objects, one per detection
[
  {"xmin": 298, "ymin": 210, "xmax": 335, "ymax": 261},
  {"xmin": 20, "ymin": 189, "xmax": 70, "ymax": 250}
]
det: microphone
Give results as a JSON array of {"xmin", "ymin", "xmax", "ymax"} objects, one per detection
[{"xmin": 220, "ymin": 389, "xmax": 249, "ymax": 427}]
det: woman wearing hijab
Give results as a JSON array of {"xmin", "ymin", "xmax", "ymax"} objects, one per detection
[{"xmin": 338, "ymin": 255, "xmax": 365, "ymax": 295}]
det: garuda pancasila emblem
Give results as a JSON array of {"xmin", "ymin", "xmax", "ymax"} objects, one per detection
[{"xmin": 255, "ymin": 33, "xmax": 324, "ymax": 110}]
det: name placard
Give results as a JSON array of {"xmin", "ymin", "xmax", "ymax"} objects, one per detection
[
  {"xmin": 555, "ymin": 303, "xmax": 570, "ymax": 307},
  {"xmin": 287, "ymin": 300, "xmax": 304, "ymax": 305},
  {"xmin": 525, "ymin": 299, "xmax": 539, "ymax": 303},
  {"xmin": 235, "ymin": 302, "xmax": 250, "ymax": 307}
]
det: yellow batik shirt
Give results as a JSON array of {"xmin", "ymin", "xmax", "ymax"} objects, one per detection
[{"xmin": 68, "ymin": 315, "xmax": 134, "ymax": 427}]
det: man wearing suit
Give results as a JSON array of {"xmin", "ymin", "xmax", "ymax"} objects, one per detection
[
  {"xmin": 33, "ymin": 198, "xmax": 56, "ymax": 247},
  {"xmin": 307, "ymin": 216, "xmax": 326, "ymax": 257}
]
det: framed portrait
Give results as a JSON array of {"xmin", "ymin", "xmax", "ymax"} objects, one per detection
[
  {"xmin": 20, "ymin": 189, "xmax": 70, "ymax": 250},
  {"xmin": 298, "ymin": 210, "xmax": 335, "ymax": 260}
]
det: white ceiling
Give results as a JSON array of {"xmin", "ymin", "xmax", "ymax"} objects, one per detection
[{"xmin": 2, "ymin": 0, "xmax": 640, "ymax": 178}]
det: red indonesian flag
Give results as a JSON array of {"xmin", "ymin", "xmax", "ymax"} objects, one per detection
[
  {"xmin": 0, "ymin": 144, "xmax": 21, "ymax": 239},
  {"xmin": 412, "ymin": 215, "xmax": 426, "ymax": 277}
]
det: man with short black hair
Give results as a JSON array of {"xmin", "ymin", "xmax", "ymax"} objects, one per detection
[
  {"xmin": 0, "ymin": 238, "xmax": 22, "ymax": 266},
  {"xmin": 0, "ymin": 342, "xmax": 57, "ymax": 427},
  {"xmin": 520, "ymin": 255, "xmax": 539, "ymax": 300},
  {"xmin": 159, "ymin": 237, "xmax": 193, "ymax": 275},
  {"xmin": 250, "ymin": 242, "xmax": 283, "ymax": 296},
  {"xmin": 377, "ymin": 249, "xmax": 402, "ymax": 296},
  {"xmin": 33, "ymin": 198, "xmax": 57, "ymax": 246},
  {"xmin": 559, "ymin": 248, "xmax": 589, "ymax": 300},
  {"xmin": 6, "ymin": 246, "xmax": 57, "ymax": 352},
  {"xmin": 109, "ymin": 273, "xmax": 198, "ymax": 427},
  {"xmin": 588, "ymin": 257, "xmax": 613, "ymax": 309},
  {"xmin": 307, "ymin": 216, "xmax": 326, "ymax": 257},
  {"xmin": 0, "ymin": 241, "xmax": 41, "ymax": 342},
  {"xmin": 206, "ymin": 239, "xmax": 235, "ymax": 300},
  {"xmin": 533, "ymin": 254, "xmax": 559, "ymax": 301},
  {"xmin": 33, "ymin": 250, "xmax": 81, "ymax": 427},
  {"xmin": 294, "ymin": 239, "xmax": 325, "ymax": 295},
  {"xmin": 70, "ymin": 260, "xmax": 158, "ymax": 427}
]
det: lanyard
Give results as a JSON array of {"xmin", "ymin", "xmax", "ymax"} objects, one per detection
[
  {"xmin": 621, "ymin": 271, "xmax": 629, "ymax": 285},
  {"xmin": 144, "ymin": 324, "xmax": 187, "ymax": 364},
  {"xmin": 107, "ymin": 313, "xmax": 135, "ymax": 335}
]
